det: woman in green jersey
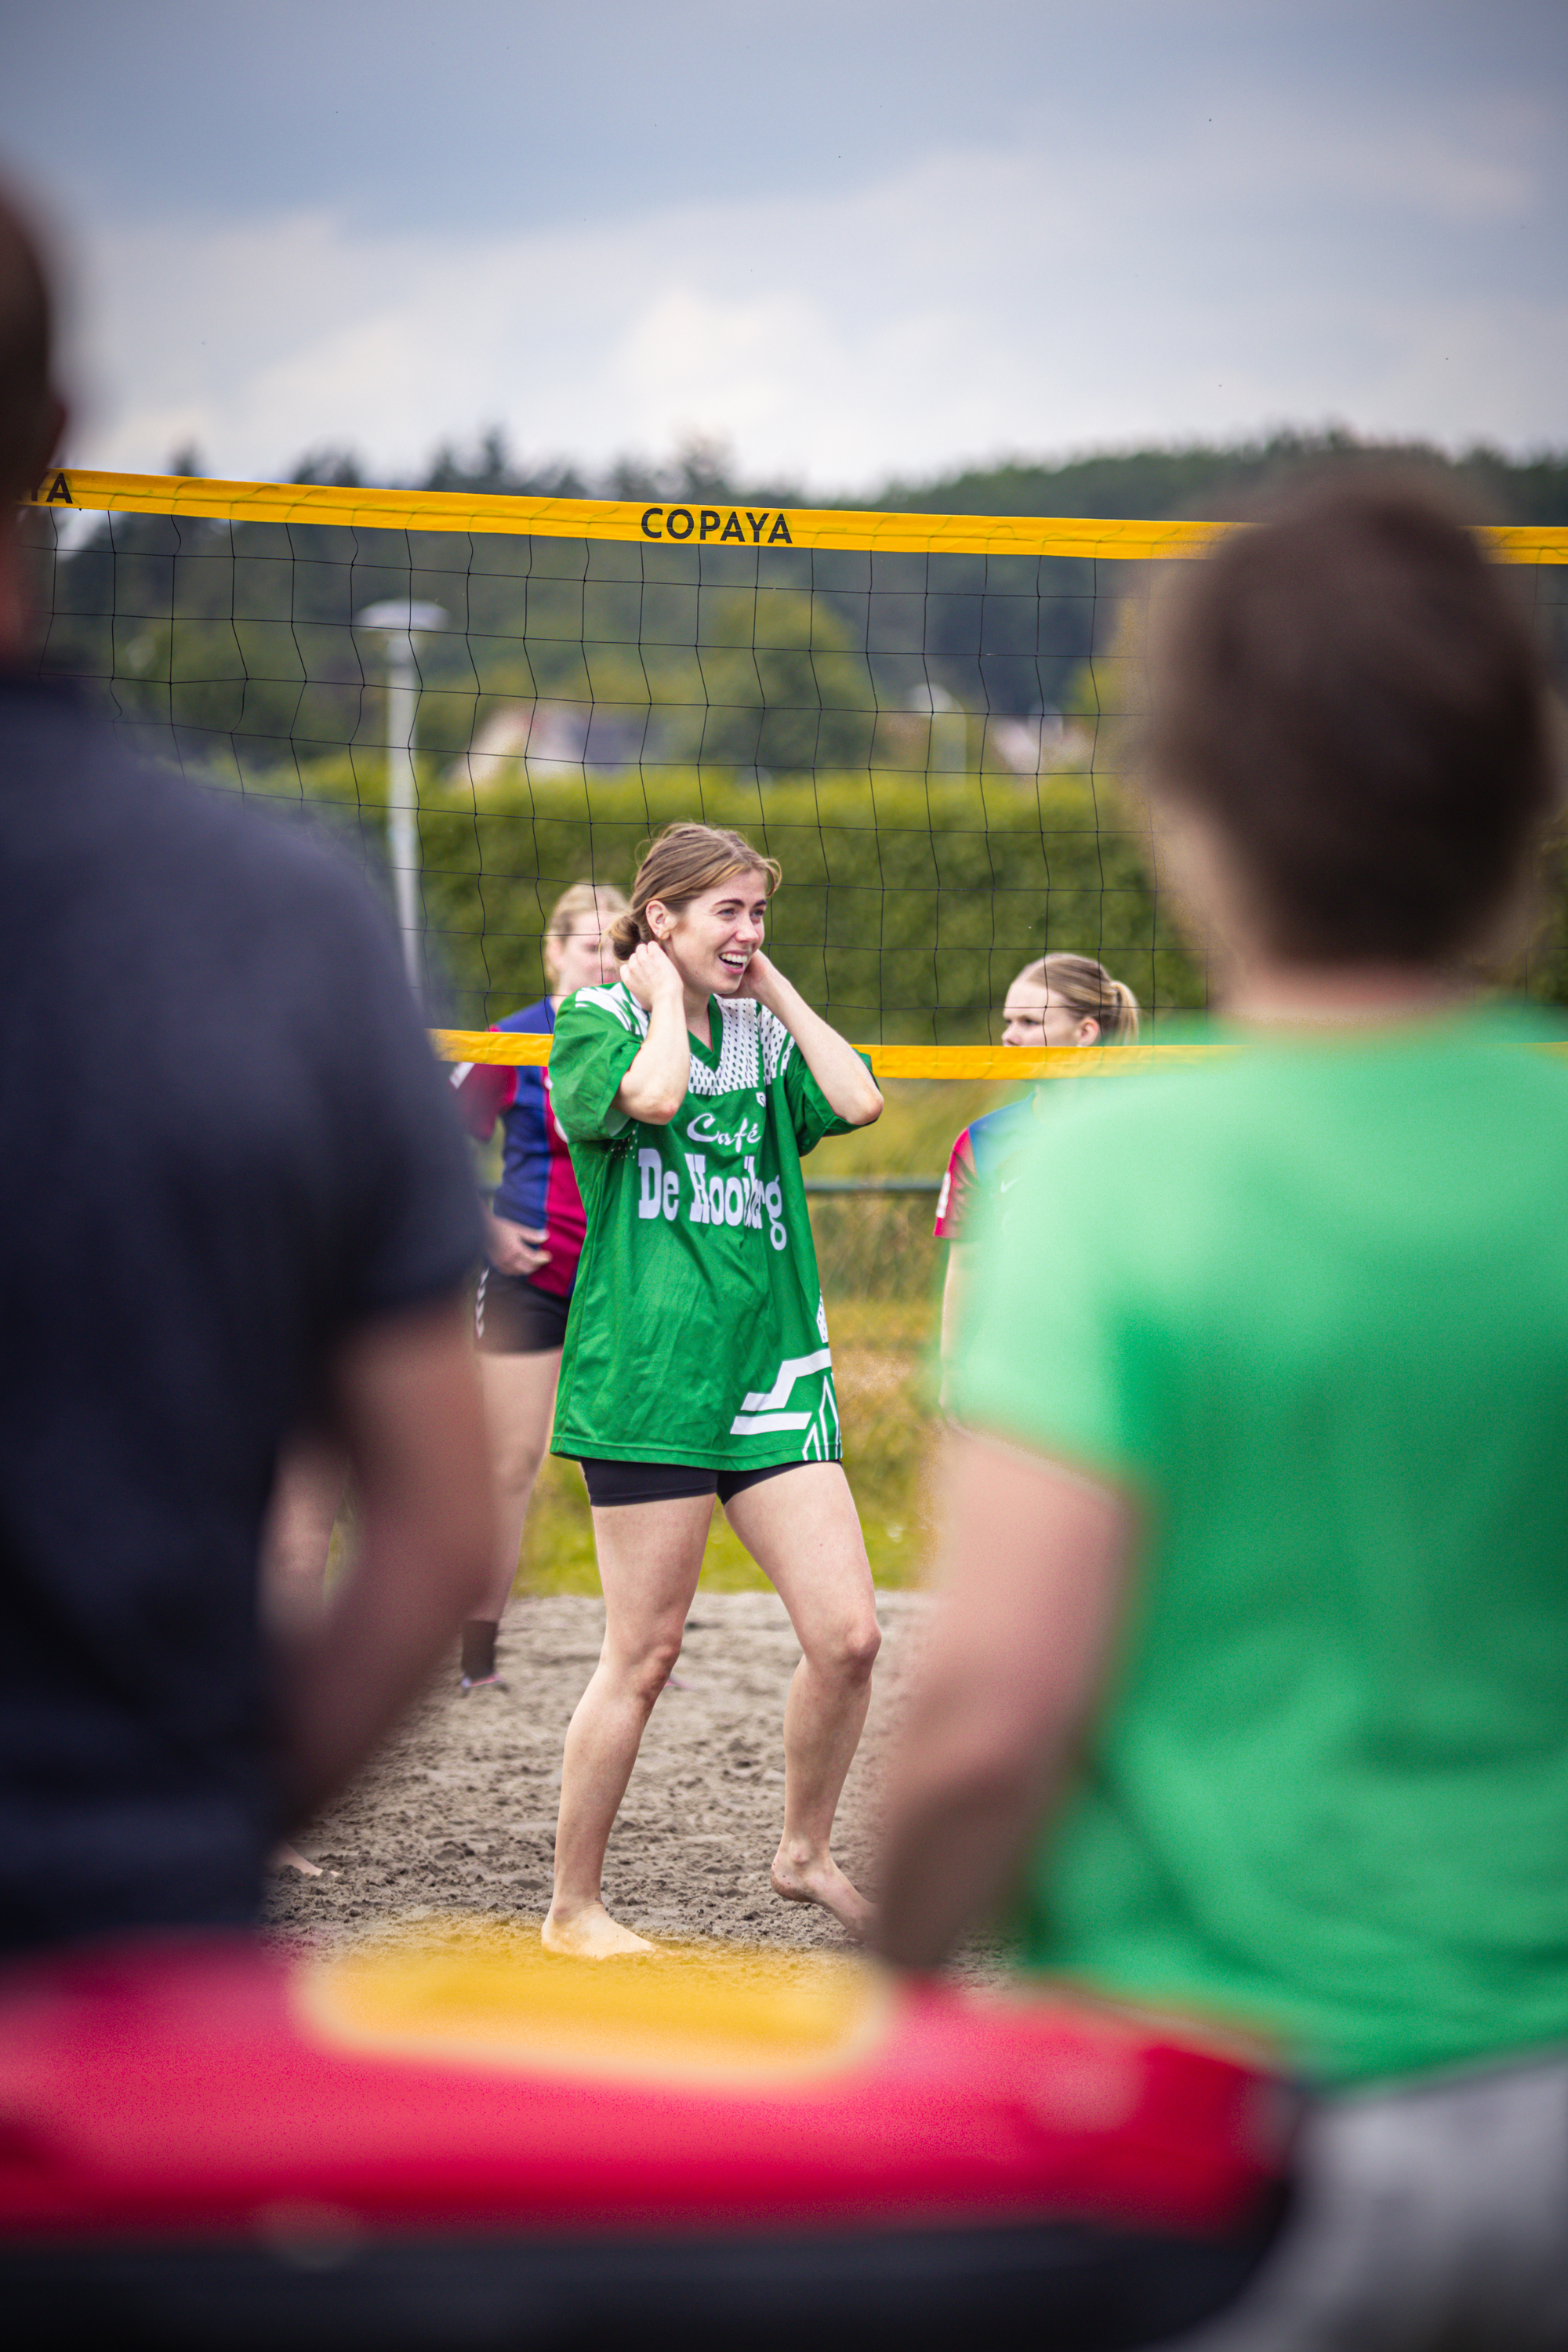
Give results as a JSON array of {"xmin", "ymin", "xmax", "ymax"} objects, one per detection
[
  {"xmin": 879, "ymin": 481, "xmax": 1568, "ymax": 2343},
  {"xmin": 543, "ymin": 823, "xmax": 885, "ymax": 1958}
]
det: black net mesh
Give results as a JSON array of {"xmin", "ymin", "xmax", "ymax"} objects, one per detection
[{"xmin": 23, "ymin": 501, "xmax": 1214, "ymax": 1039}]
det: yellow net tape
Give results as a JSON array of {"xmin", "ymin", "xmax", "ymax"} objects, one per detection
[
  {"xmin": 434, "ymin": 1032, "xmax": 1568, "ymax": 1080},
  {"xmin": 437, "ymin": 1033, "xmax": 1222, "ymax": 1079},
  {"xmin": 27, "ymin": 467, "xmax": 1568, "ymax": 567},
  {"xmin": 35, "ymin": 470, "xmax": 1566, "ymax": 1086}
]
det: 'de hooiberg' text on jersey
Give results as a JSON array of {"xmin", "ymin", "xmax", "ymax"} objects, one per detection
[{"xmin": 546, "ymin": 982, "xmax": 866, "ymax": 1470}]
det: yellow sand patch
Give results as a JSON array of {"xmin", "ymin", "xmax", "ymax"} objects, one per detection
[{"xmin": 296, "ymin": 1918, "xmax": 891, "ymax": 2089}]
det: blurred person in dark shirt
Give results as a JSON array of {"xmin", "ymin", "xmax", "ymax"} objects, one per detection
[
  {"xmin": 0, "ymin": 184, "xmax": 494, "ymax": 1951},
  {"xmin": 880, "ymin": 478, "xmax": 1568, "ymax": 2347}
]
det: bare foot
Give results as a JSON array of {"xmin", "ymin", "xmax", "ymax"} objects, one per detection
[
  {"xmin": 272, "ymin": 1842, "xmax": 322, "ymax": 1878},
  {"xmin": 770, "ymin": 1851, "xmax": 875, "ymax": 1940},
  {"xmin": 541, "ymin": 1900, "xmax": 661, "ymax": 1959}
]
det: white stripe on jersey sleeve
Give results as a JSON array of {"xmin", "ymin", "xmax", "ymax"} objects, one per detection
[{"xmin": 573, "ymin": 981, "xmax": 648, "ymax": 1036}]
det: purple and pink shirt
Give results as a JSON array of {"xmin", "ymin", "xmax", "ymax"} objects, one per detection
[
  {"xmin": 451, "ymin": 998, "xmax": 585, "ymax": 1298},
  {"xmin": 934, "ymin": 1094, "xmax": 1040, "ymax": 1243}
]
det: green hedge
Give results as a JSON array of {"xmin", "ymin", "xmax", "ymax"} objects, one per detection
[{"xmin": 269, "ymin": 757, "xmax": 1205, "ymax": 1036}]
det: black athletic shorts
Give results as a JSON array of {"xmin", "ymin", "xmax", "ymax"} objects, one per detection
[
  {"xmin": 578, "ymin": 1457, "xmax": 803, "ymax": 1510},
  {"xmin": 474, "ymin": 1265, "xmax": 572, "ymax": 1356}
]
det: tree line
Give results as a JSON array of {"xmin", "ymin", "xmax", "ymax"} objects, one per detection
[{"xmin": 20, "ymin": 430, "xmax": 1566, "ymax": 1025}]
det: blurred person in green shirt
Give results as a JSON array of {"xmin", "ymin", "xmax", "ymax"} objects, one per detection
[{"xmin": 879, "ymin": 477, "xmax": 1568, "ymax": 2349}]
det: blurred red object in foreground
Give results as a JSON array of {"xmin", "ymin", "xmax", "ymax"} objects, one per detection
[
  {"xmin": 0, "ymin": 1930, "xmax": 1288, "ymax": 2241},
  {"xmin": 0, "ymin": 1931, "xmax": 1293, "ymax": 2349}
]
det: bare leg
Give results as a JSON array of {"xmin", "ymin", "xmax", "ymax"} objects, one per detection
[
  {"xmin": 469, "ymin": 1349, "xmax": 562, "ymax": 1676},
  {"xmin": 724, "ymin": 1464, "xmax": 880, "ymax": 1938},
  {"xmin": 261, "ymin": 1435, "xmax": 348, "ymax": 1637},
  {"xmin": 262, "ymin": 1436, "xmax": 347, "ymax": 1878},
  {"xmin": 542, "ymin": 1491, "xmax": 712, "ymax": 1958}
]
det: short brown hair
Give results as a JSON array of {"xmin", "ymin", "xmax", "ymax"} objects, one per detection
[
  {"xmin": 1142, "ymin": 478, "xmax": 1559, "ymax": 963},
  {"xmin": 0, "ymin": 185, "xmax": 60, "ymax": 503},
  {"xmin": 609, "ymin": 823, "xmax": 782, "ymax": 962}
]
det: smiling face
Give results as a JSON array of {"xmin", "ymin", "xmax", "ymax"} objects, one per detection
[
  {"xmin": 543, "ymin": 898, "xmax": 622, "ymax": 995},
  {"xmin": 650, "ymin": 868, "xmax": 770, "ymax": 999},
  {"xmin": 1000, "ymin": 980, "xmax": 1102, "ymax": 1050}
]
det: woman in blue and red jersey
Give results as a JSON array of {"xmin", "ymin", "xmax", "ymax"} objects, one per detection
[
  {"xmin": 450, "ymin": 882, "xmax": 626, "ymax": 1687},
  {"xmin": 935, "ymin": 954, "xmax": 1139, "ymax": 1363}
]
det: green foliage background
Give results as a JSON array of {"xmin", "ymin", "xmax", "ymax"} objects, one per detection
[
  {"xmin": 23, "ymin": 426, "xmax": 1568, "ymax": 1027},
  {"xmin": 265, "ymin": 757, "xmax": 1201, "ymax": 1039},
  {"xmin": 24, "ymin": 430, "xmax": 1568, "ymax": 1590}
]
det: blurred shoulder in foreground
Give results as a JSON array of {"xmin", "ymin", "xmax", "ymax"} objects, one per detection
[
  {"xmin": 879, "ymin": 473, "xmax": 1568, "ymax": 2347},
  {"xmin": 0, "ymin": 183, "xmax": 493, "ymax": 1956}
]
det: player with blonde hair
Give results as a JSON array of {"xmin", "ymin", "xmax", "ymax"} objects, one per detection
[
  {"xmin": 449, "ymin": 880, "xmax": 628, "ymax": 1686},
  {"xmin": 935, "ymin": 952, "xmax": 1140, "ymax": 1356},
  {"xmin": 267, "ymin": 881, "xmax": 627, "ymax": 1698}
]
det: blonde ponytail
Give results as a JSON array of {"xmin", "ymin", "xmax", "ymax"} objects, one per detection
[{"xmin": 1013, "ymin": 953, "xmax": 1141, "ymax": 1043}]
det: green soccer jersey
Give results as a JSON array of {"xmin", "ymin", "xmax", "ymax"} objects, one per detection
[{"xmin": 547, "ymin": 980, "xmax": 860, "ymax": 1469}]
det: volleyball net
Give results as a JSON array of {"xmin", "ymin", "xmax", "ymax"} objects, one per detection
[{"xmin": 21, "ymin": 469, "xmax": 1568, "ymax": 1080}]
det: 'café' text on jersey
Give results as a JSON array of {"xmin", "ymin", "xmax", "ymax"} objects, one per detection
[{"xmin": 547, "ymin": 982, "xmax": 862, "ymax": 1469}]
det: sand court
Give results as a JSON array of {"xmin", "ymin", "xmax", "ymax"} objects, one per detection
[{"xmin": 267, "ymin": 1590, "xmax": 941, "ymax": 1956}]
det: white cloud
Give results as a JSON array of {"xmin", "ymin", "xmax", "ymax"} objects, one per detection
[{"xmin": 67, "ymin": 110, "xmax": 1566, "ymax": 492}]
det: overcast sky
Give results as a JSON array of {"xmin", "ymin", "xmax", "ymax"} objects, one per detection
[{"xmin": 4, "ymin": 0, "xmax": 1564, "ymax": 491}]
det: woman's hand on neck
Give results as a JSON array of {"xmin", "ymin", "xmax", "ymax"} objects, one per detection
[{"xmin": 612, "ymin": 943, "xmax": 695, "ymax": 1124}]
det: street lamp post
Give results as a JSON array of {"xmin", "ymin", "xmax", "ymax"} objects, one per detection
[{"xmin": 354, "ymin": 599, "xmax": 449, "ymax": 1001}]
